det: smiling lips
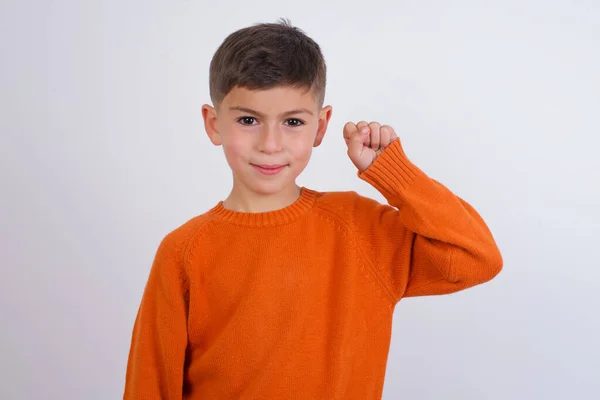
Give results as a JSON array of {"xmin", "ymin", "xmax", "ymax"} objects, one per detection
[{"xmin": 251, "ymin": 164, "xmax": 287, "ymax": 175}]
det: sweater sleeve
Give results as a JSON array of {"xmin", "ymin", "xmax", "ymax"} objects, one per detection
[
  {"xmin": 124, "ymin": 234, "xmax": 189, "ymax": 399},
  {"xmin": 354, "ymin": 138, "xmax": 502, "ymax": 302}
]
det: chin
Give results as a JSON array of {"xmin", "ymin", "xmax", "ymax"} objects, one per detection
[
  {"xmin": 250, "ymin": 181, "xmax": 291, "ymax": 195},
  {"xmin": 242, "ymin": 176, "xmax": 297, "ymax": 196}
]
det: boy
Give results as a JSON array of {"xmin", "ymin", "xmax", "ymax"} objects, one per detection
[{"xmin": 124, "ymin": 19, "xmax": 502, "ymax": 399}]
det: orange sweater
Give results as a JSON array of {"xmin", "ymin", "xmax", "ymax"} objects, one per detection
[{"xmin": 124, "ymin": 139, "xmax": 502, "ymax": 399}]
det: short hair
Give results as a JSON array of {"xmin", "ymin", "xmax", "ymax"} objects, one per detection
[{"xmin": 209, "ymin": 18, "xmax": 327, "ymax": 109}]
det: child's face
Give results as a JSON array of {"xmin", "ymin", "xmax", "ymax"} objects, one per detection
[{"xmin": 203, "ymin": 85, "xmax": 332, "ymax": 196}]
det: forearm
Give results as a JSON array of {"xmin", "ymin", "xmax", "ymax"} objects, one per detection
[{"xmin": 359, "ymin": 139, "xmax": 502, "ymax": 294}]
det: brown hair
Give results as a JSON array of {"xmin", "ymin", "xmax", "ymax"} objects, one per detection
[{"xmin": 209, "ymin": 18, "xmax": 327, "ymax": 109}]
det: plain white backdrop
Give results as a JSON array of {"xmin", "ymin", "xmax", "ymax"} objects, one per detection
[{"xmin": 1, "ymin": 0, "xmax": 599, "ymax": 399}]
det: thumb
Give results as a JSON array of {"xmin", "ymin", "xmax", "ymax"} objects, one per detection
[{"xmin": 347, "ymin": 129, "xmax": 374, "ymax": 171}]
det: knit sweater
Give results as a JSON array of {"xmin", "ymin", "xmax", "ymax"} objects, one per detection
[{"xmin": 124, "ymin": 139, "xmax": 502, "ymax": 399}]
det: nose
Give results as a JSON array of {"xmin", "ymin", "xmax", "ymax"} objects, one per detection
[{"xmin": 258, "ymin": 124, "xmax": 283, "ymax": 154}]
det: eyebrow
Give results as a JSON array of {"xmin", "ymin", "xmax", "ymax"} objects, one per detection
[{"xmin": 229, "ymin": 106, "xmax": 314, "ymax": 118}]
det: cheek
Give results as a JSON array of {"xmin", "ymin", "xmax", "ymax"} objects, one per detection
[
  {"xmin": 222, "ymin": 135, "xmax": 252, "ymax": 166},
  {"xmin": 289, "ymin": 135, "xmax": 315, "ymax": 163}
]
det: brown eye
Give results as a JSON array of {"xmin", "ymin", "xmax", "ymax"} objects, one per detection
[
  {"xmin": 238, "ymin": 117, "xmax": 256, "ymax": 125},
  {"xmin": 286, "ymin": 119, "xmax": 304, "ymax": 127}
]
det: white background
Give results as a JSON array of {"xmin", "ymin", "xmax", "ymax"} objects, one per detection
[{"xmin": 1, "ymin": 0, "xmax": 599, "ymax": 399}]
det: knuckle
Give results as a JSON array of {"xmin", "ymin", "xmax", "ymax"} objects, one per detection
[{"xmin": 382, "ymin": 126, "xmax": 395, "ymax": 136}]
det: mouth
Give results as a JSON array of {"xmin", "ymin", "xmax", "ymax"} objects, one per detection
[{"xmin": 250, "ymin": 163, "xmax": 288, "ymax": 176}]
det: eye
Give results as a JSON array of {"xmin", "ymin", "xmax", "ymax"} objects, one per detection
[
  {"xmin": 285, "ymin": 118, "xmax": 304, "ymax": 127},
  {"xmin": 237, "ymin": 116, "xmax": 257, "ymax": 126}
]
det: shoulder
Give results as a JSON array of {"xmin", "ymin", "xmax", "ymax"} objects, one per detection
[
  {"xmin": 314, "ymin": 189, "xmax": 390, "ymax": 214},
  {"xmin": 155, "ymin": 211, "xmax": 219, "ymax": 261},
  {"xmin": 312, "ymin": 189, "xmax": 393, "ymax": 227}
]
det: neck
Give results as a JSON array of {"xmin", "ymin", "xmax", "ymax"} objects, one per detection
[{"xmin": 223, "ymin": 182, "xmax": 302, "ymax": 213}]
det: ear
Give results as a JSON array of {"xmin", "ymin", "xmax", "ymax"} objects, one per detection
[
  {"xmin": 202, "ymin": 104, "xmax": 222, "ymax": 146},
  {"xmin": 313, "ymin": 105, "xmax": 333, "ymax": 147}
]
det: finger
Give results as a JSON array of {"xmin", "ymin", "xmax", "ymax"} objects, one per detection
[
  {"xmin": 356, "ymin": 120, "xmax": 369, "ymax": 131},
  {"xmin": 347, "ymin": 130, "xmax": 363, "ymax": 159},
  {"xmin": 347, "ymin": 130, "xmax": 372, "ymax": 171},
  {"xmin": 343, "ymin": 121, "xmax": 359, "ymax": 145},
  {"xmin": 343, "ymin": 121, "xmax": 369, "ymax": 148},
  {"xmin": 380, "ymin": 125, "xmax": 392, "ymax": 147},
  {"xmin": 369, "ymin": 121, "xmax": 381, "ymax": 150},
  {"xmin": 387, "ymin": 125, "xmax": 398, "ymax": 142},
  {"xmin": 356, "ymin": 121, "xmax": 370, "ymax": 147}
]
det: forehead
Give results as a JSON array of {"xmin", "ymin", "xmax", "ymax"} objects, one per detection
[{"xmin": 222, "ymin": 85, "xmax": 319, "ymax": 113}]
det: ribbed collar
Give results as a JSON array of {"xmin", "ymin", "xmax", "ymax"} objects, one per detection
[{"xmin": 207, "ymin": 187, "xmax": 317, "ymax": 227}]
